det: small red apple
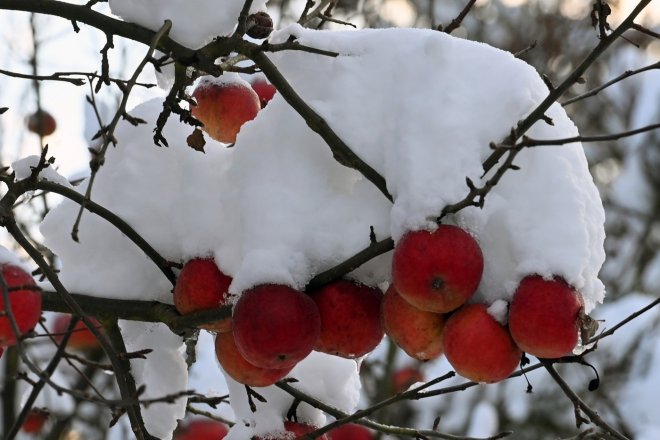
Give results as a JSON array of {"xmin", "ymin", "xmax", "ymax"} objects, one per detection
[
  {"xmin": 53, "ymin": 314, "xmax": 102, "ymax": 351},
  {"xmin": 382, "ymin": 285, "xmax": 445, "ymax": 361},
  {"xmin": 443, "ymin": 303, "xmax": 521, "ymax": 383},
  {"xmin": 253, "ymin": 421, "xmax": 328, "ymax": 439},
  {"xmin": 21, "ymin": 408, "xmax": 49, "ymax": 434},
  {"xmin": 0, "ymin": 264, "xmax": 41, "ymax": 347},
  {"xmin": 233, "ymin": 284, "xmax": 321, "ymax": 369},
  {"xmin": 508, "ymin": 275, "xmax": 582, "ymax": 358},
  {"xmin": 251, "ymin": 79, "xmax": 277, "ymax": 108},
  {"xmin": 311, "ymin": 280, "xmax": 383, "ymax": 359},
  {"xmin": 392, "ymin": 366, "xmax": 425, "ymax": 393},
  {"xmin": 191, "ymin": 75, "xmax": 260, "ymax": 144},
  {"xmin": 328, "ymin": 423, "xmax": 374, "ymax": 439},
  {"xmin": 27, "ymin": 109, "xmax": 57, "ymax": 136},
  {"xmin": 175, "ymin": 418, "xmax": 229, "ymax": 440},
  {"xmin": 215, "ymin": 331, "xmax": 292, "ymax": 387},
  {"xmin": 392, "ymin": 225, "xmax": 483, "ymax": 313},
  {"xmin": 174, "ymin": 258, "xmax": 232, "ymax": 332}
]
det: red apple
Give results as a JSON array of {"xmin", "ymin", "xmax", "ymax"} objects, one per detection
[
  {"xmin": 0, "ymin": 264, "xmax": 41, "ymax": 347},
  {"xmin": 21, "ymin": 408, "xmax": 49, "ymax": 434},
  {"xmin": 508, "ymin": 275, "xmax": 582, "ymax": 358},
  {"xmin": 215, "ymin": 331, "xmax": 292, "ymax": 387},
  {"xmin": 392, "ymin": 366, "xmax": 425, "ymax": 393},
  {"xmin": 53, "ymin": 314, "xmax": 102, "ymax": 351},
  {"xmin": 191, "ymin": 76, "xmax": 260, "ymax": 144},
  {"xmin": 233, "ymin": 284, "xmax": 321, "ymax": 369},
  {"xmin": 443, "ymin": 303, "xmax": 521, "ymax": 383},
  {"xmin": 27, "ymin": 109, "xmax": 57, "ymax": 136},
  {"xmin": 311, "ymin": 280, "xmax": 383, "ymax": 359},
  {"xmin": 251, "ymin": 79, "xmax": 277, "ymax": 108},
  {"xmin": 174, "ymin": 258, "xmax": 233, "ymax": 332},
  {"xmin": 328, "ymin": 423, "xmax": 374, "ymax": 439},
  {"xmin": 253, "ymin": 421, "xmax": 327, "ymax": 439},
  {"xmin": 382, "ymin": 285, "xmax": 445, "ymax": 361},
  {"xmin": 392, "ymin": 225, "xmax": 483, "ymax": 313},
  {"xmin": 175, "ymin": 418, "xmax": 229, "ymax": 440}
]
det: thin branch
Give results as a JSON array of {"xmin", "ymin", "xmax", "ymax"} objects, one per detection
[
  {"xmin": 0, "ymin": 68, "xmax": 85, "ymax": 85},
  {"xmin": 5, "ymin": 318, "xmax": 79, "ymax": 439},
  {"xmin": 439, "ymin": 0, "xmax": 477, "ymax": 34},
  {"xmin": 71, "ymin": 20, "xmax": 172, "ymax": 242},
  {"xmin": 543, "ymin": 362, "xmax": 629, "ymax": 440},
  {"xmin": 35, "ymin": 180, "xmax": 176, "ymax": 285},
  {"xmin": 515, "ymin": 123, "xmax": 660, "ymax": 147},
  {"xmin": 481, "ymin": 0, "xmax": 653, "ymax": 174},
  {"xmin": 562, "ymin": 61, "xmax": 660, "ymax": 106},
  {"xmin": 589, "ymin": 297, "xmax": 660, "ymax": 344},
  {"xmin": 277, "ymin": 381, "xmax": 511, "ymax": 440},
  {"xmin": 245, "ymin": 45, "xmax": 392, "ymax": 202},
  {"xmin": 631, "ymin": 23, "xmax": 660, "ymax": 39}
]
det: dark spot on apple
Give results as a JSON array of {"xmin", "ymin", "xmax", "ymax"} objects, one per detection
[{"xmin": 431, "ymin": 277, "xmax": 444, "ymax": 291}]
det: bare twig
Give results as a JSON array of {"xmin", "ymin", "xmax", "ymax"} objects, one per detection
[
  {"xmin": 439, "ymin": 0, "xmax": 477, "ymax": 34},
  {"xmin": 562, "ymin": 61, "xmax": 660, "ymax": 106},
  {"xmin": 543, "ymin": 362, "xmax": 629, "ymax": 440}
]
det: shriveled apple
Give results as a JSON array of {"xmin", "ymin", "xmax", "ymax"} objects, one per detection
[{"xmin": 392, "ymin": 225, "xmax": 483, "ymax": 313}]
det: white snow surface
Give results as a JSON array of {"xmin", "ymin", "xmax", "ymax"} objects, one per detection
[
  {"xmin": 39, "ymin": 27, "xmax": 607, "ymax": 437},
  {"xmin": 12, "ymin": 155, "xmax": 73, "ymax": 188},
  {"xmin": 108, "ymin": 0, "xmax": 268, "ymax": 49}
]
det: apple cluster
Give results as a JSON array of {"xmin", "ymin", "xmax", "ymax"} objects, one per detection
[
  {"xmin": 175, "ymin": 222, "xmax": 585, "ymax": 391},
  {"xmin": 191, "ymin": 74, "xmax": 276, "ymax": 144},
  {"xmin": 0, "ymin": 263, "xmax": 42, "ymax": 351},
  {"xmin": 390, "ymin": 224, "xmax": 585, "ymax": 383}
]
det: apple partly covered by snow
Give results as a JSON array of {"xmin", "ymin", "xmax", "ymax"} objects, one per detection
[
  {"xmin": 252, "ymin": 421, "xmax": 327, "ymax": 439},
  {"xmin": 392, "ymin": 225, "xmax": 484, "ymax": 313},
  {"xmin": 174, "ymin": 258, "xmax": 233, "ymax": 332},
  {"xmin": 21, "ymin": 408, "xmax": 49, "ymax": 434},
  {"xmin": 443, "ymin": 303, "xmax": 521, "ymax": 383},
  {"xmin": 233, "ymin": 284, "xmax": 321, "ymax": 369},
  {"xmin": 311, "ymin": 280, "xmax": 383, "ymax": 359},
  {"xmin": 508, "ymin": 276, "xmax": 583, "ymax": 358},
  {"xmin": 191, "ymin": 74, "xmax": 261, "ymax": 144}
]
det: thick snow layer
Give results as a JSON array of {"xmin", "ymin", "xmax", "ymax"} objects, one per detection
[
  {"xmin": 39, "ymin": 27, "xmax": 606, "ymax": 436},
  {"xmin": 0, "ymin": 245, "xmax": 26, "ymax": 269},
  {"xmin": 119, "ymin": 321, "xmax": 188, "ymax": 440},
  {"xmin": 108, "ymin": 0, "xmax": 268, "ymax": 49}
]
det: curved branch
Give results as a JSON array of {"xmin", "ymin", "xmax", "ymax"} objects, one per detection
[{"xmin": 37, "ymin": 181, "xmax": 176, "ymax": 285}]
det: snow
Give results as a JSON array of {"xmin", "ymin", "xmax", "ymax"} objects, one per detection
[
  {"xmin": 37, "ymin": 25, "xmax": 607, "ymax": 438},
  {"xmin": 108, "ymin": 0, "xmax": 269, "ymax": 49},
  {"xmin": 11, "ymin": 155, "xmax": 73, "ymax": 188},
  {"xmin": 486, "ymin": 299, "xmax": 509, "ymax": 325}
]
